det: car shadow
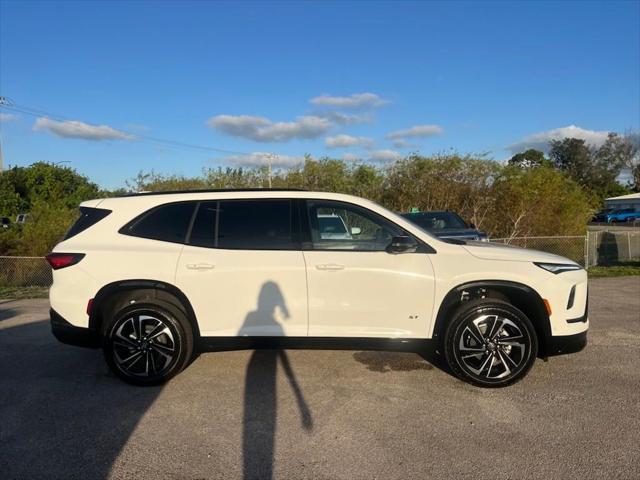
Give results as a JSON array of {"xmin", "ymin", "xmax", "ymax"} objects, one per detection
[
  {"xmin": 1, "ymin": 290, "xmax": 452, "ymax": 479},
  {"xmin": 0, "ymin": 307, "xmax": 18, "ymax": 321},
  {"xmin": 0, "ymin": 318, "xmax": 164, "ymax": 479}
]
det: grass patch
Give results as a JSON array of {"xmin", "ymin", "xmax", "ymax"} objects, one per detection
[
  {"xmin": 588, "ymin": 261, "xmax": 640, "ymax": 278},
  {"xmin": 0, "ymin": 286, "xmax": 49, "ymax": 300}
]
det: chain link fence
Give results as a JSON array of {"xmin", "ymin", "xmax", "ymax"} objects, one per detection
[
  {"xmin": 1, "ymin": 231, "xmax": 639, "ymax": 288},
  {"xmin": 0, "ymin": 256, "xmax": 53, "ymax": 287},
  {"xmin": 491, "ymin": 230, "xmax": 640, "ymax": 267},
  {"xmin": 585, "ymin": 230, "xmax": 640, "ymax": 267},
  {"xmin": 490, "ymin": 236, "xmax": 587, "ymax": 265}
]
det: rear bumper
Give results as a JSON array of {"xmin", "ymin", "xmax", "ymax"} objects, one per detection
[
  {"xmin": 50, "ymin": 308, "xmax": 100, "ymax": 349},
  {"xmin": 545, "ymin": 331, "xmax": 587, "ymax": 356}
]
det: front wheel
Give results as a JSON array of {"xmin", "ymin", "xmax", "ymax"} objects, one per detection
[
  {"xmin": 444, "ymin": 300, "xmax": 538, "ymax": 388},
  {"xmin": 103, "ymin": 302, "xmax": 193, "ymax": 385}
]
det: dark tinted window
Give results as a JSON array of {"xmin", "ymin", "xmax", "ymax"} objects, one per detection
[
  {"xmin": 217, "ymin": 200, "xmax": 293, "ymax": 249},
  {"xmin": 401, "ymin": 212, "xmax": 467, "ymax": 230},
  {"xmin": 122, "ymin": 202, "xmax": 195, "ymax": 243},
  {"xmin": 189, "ymin": 201, "xmax": 218, "ymax": 248},
  {"xmin": 64, "ymin": 207, "xmax": 112, "ymax": 240}
]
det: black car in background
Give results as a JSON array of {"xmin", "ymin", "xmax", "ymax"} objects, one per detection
[{"xmin": 401, "ymin": 210, "xmax": 489, "ymax": 242}]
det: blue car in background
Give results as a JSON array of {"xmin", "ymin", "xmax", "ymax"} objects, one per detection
[{"xmin": 604, "ymin": 208, "xmax": 639, "ymax": 223}]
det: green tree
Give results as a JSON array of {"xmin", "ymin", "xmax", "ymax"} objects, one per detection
[
  {"xmin": 0, "ymin": 162, "xmax": 101, "ymax": 255},
  {"xmin": 632, "ymin": 163, "xmax": 640, "ymax": 192},
  {"xmin": 489, "ymin": 165, "xmax": 593, "ymax": 239},
  {"xmin": 382, "ymin": 153, "xmax": 501, "ymax": 230},
  {"xmin": 549, "ymin": 138, "xmax": 592, "ymax": 185},
  {"xmin": 549, "ymin": 134, "xmax": 636, "ymax": 199},
  {"xmin": 508, "ymin": 149, "xmax": 550, "ymax": 168}
]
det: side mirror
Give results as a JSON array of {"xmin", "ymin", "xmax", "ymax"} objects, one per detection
[
  {"xmin": 386, "ymin": 235, "xmax": 418, "ymax": 254},
  {"xmin": 468, "ymin": 222, "xmax": 476, "ymax": 229},
  {"xmin": 350, "ymin": 227, "xmax": 362, "ymax": 236}
]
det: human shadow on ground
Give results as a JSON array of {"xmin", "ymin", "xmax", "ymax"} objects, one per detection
[{"xmin": 240, "ymin": 281, "xmax": 313, "ymax": 480}]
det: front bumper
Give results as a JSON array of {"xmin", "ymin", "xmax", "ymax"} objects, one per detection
[
  {"xmin": 545, "ymin": 331, "xmax": 588, "ymax": 356},
  {"xmin": 50, "ymin": 309, "xmax": 100, "ymax": 349}
]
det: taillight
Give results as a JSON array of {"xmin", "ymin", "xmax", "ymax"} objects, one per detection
[{"xmin": 45, "ymin": 253, "xmax": 85, "ymax": 270}]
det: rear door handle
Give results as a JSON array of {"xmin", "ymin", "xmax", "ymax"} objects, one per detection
[
  {"xmin": 186, "ymin": 263, "xmax": 216, "ymax": 270},
  {"xmin": 315, "ymin": 263, "xmax": 345, "ymax": 271}
]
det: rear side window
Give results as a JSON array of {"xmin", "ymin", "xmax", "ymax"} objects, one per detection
[
  {"xmin": 121, "ymin": 202, "xmax": 196, "ymax": 243},
  {"xmin": 187, "ymin": 199, "xmax": 294, "ymax": 250},
  {"xmin": 64, "ymin": 207, "xmax": 112, "ymax": 240},
  {"xmin": 189, "ymin": 201, "xmax": 218, "ymax": 248}
]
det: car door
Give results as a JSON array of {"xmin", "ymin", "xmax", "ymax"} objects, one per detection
[
  {"xmin": 175, "ymin": 198, "xmax": 308, "ymax": 337},
  {"xmin": 302, "ymin": 199, "xmax": 436, "ymax": 338}
]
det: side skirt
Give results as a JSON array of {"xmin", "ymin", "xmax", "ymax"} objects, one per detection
[{"xmin": 198, "ymin": 336, "xmax": 431, "ymax": 353}]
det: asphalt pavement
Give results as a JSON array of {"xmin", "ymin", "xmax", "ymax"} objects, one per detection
[{"xmin": 1, "ymin": 276, "xmax": 639, "ymax": 480}]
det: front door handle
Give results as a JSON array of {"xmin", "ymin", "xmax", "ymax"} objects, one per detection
[
  {"xmin": 186, "ymin": 263, "xmax": 216, "ymax": 270},
  {"xmin": 315, "ymin": 263, "xmax": 345, "ymax": 271}
]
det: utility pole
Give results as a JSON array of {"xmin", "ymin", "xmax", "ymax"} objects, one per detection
[
  {"xmin": 0, "ymin": 96, "xmax": 12, "ymax": 173},
  {"xmin": 265, "ymin": 153, "xmax": 278, "ymax": 188}
]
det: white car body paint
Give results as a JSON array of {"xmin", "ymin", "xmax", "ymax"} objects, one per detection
[{"xmin": 50, "ymin": 190, "xmax": 588, "ymax": 343}]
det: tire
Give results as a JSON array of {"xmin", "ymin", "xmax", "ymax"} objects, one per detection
[
  {"xmin": 102, "ymin": 301, "xmax": 194, "ymax": 386},
  {"xmin": 444, "ymin": 299, "xmax": 538, "ymax": 388}
]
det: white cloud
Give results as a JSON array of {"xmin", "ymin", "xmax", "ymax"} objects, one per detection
[
  {"xmin": 310, "ymin": 92, "xmax": 389, "ymax": 108},
  {"xmin": 508, "ymin": 125, "xmax": 611, "ymax": 153},
  {"xmin": 386, "ymin": 124, "xmax": 444, "ymax": 141},
  {"xmin": 0, "ymin": 113, "xmax": 16, "ymax": 122},
  {"xmin": 33, "ymin": 117, "xmax": 135, "ymax": 141},
  {"xmin": 319, "ymin": 111, "xmax": 372, "ymax": 125},
  {"xmin": 390, "ymin": 138, "xmax": 413, "ymax": 148},
  {"xmin": 224, "ymin": 152, "xmax": 305, "ymax": 168},
  {"xmin": 368, "ymin": 149, "xmax": 402, "ymax": 163},
  {"xmin": 325, "ymin": 134, "xmax": 374, "ymax": 149},
  {"xmin": 208, "ymin": 114, "xmax": 332, "ymax": 142},
  {"xmin": 342, "ymin": 153, "xmax": 361, "ymax": 162}
]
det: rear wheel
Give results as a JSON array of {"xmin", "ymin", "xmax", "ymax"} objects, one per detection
[
  {"xmin": 103, "ymin": 301, "xmax": 193, "ymax": 385},
  {"xmin": 444, "ymin": 299, "xmax": 538, "ymax": 388}
]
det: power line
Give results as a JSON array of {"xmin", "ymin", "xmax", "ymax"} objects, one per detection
[{"xmin": 0, "ymin": 97, "xmax": 261, "ymax": 157}]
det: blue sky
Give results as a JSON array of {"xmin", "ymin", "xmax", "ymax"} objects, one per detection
[{"xmin": 1, "ymin": 0, "xmax": 639, "ymax": 189}]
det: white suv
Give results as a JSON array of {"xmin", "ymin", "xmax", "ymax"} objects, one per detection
[{"xmin": 48, "ymin": 189, "xmax": 588, "ymax": 387}]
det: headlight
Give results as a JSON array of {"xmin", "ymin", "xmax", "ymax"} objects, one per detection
[{"xmin": 534, "ymin": 262, "xmax": 582, "ymax": 274}]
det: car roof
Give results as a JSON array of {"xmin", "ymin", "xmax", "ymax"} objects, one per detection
[{"xmin": 118, "ymin": 188, "xmax": 306, "ymax": 197}]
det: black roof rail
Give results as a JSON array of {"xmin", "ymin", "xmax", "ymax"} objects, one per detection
[{"xmin": 118, "ymin": 188, "xmax": 307, "ymax": 197}]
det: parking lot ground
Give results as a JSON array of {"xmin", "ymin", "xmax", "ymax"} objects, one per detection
[{"xmin": 1, "ymin": 276, "xmax": 639, "ymax": 480}]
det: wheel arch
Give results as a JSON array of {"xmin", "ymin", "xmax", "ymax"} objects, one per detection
[
  {"xmin": 89, "ymin": 280, "xmax": 201, "ymax": 339},
  {"xmin": 432, "ymin": 280, "xmax": 551, "ymax": 355}
]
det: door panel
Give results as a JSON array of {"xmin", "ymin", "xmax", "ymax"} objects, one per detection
[
  {"xmin": 304, "ymin": 250, "xmax": 435, "ymax": 338},
  {"xmin": 176, "ymin": 247, "xmax": 308, "ymax": 336},
  {"xmin": 174, "ymin": 198, "xmax": 307, "ymax": 337},
  {"xmin": 302, "ymin": 199, "xmax": 435, "ymax": 338}
]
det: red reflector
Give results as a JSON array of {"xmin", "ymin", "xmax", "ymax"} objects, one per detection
[
  {"xmin": 45, "ymin": 253, "xmax": 85, "ymax": 270},
  {"xmin": 86, "ymin": 298, "xmax": 94, "ymax": 316}
]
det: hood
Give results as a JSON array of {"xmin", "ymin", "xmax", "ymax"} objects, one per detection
[{"xmin": 462, "ymin": 240, "xmax": 578, "ymax": 264}]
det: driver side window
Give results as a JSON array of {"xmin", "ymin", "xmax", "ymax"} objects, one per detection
[{"xmin": 306, "ymin": 200, "xmax": 402, "ymax": 251}]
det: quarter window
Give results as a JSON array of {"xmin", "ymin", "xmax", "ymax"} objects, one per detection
[{"xmin": 121, "ymin": 202, "xmax": 196, "ymax": 243}]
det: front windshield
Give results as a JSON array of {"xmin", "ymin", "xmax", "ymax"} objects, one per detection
[{"xmin": 402, "ymin": 212, "xmax": 468, "ymax": 230}]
